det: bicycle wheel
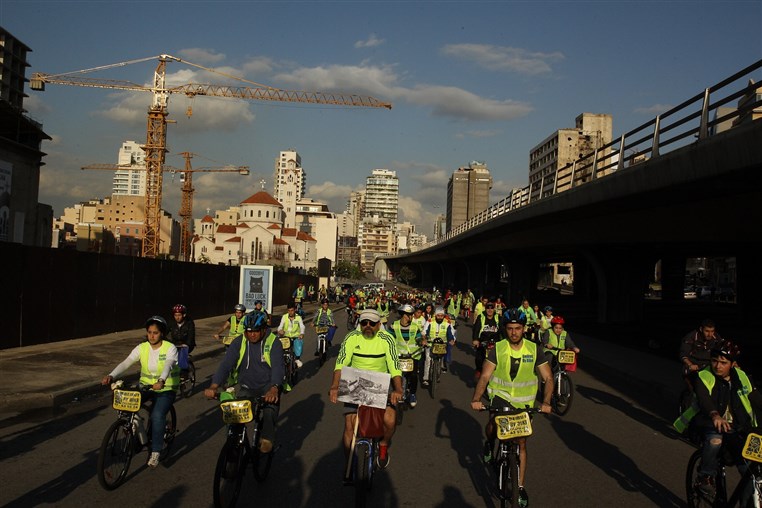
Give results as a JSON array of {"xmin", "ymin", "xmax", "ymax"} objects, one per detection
[
  {"xmin": 497, "ymin": 447, "xmax": 520, "ymax": 508},
  {"xmin": 396, "ymin": 378, "xmax": 407, "ymax": 425},
  {"xmin": 429, "ymin": 361, "xmax": 438, "ymax": 399},
  {"xmin": 435, "ymin": 357, "xmax": 442, "ymax": 384},
  {"xmin": 319, "ymin": 338, "xmax": 326, "ymax": 367},
  {"xmin": 552, "ymin": 372, "xmax": 574, "ymax": 416},
  {"xmin": 97, "ymin": 420, "xmax": 135, "ymax": 490},
  {"xmin": 354, "ymin": 441, "xmax": 371, "ymax": 508},
  {"xmin": 685, "ymin": 448, "xmax": 717, "ymax": 508},
  {"xmin": 213, "ymin": 440, "xmax": 248, "ymax": 508},
  {"xmin": 180, "ymin": 360, "xmax": 197, "ymax": 398}
]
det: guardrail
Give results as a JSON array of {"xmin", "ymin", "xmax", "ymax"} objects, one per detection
[{"xmin": 417, "ymin": 59, "xmax": 762, "ymax": 251}]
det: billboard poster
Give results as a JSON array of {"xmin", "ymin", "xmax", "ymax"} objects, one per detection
[{"xmin": 239, "ymin": 265, "xmax": 273, "ymax": 314}]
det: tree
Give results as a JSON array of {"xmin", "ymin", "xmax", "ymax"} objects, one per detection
[{"xmin": 397, "ymin": 265, "xmax": 416, "ymax": 285}]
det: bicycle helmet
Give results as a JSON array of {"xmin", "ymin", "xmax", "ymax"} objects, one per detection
[
  {"xmin": 145, "ymin": 315, "xmax": 168, "ymax": 335},
  {"xmin": 503, "ymin": 308, "xmax": 527, "ymax": 325},
  {"xmin": 321, "ymin": 298, "xmax": 330, "ymax": 304},
  {"xmin": 550, "ymin": 316, "xmax": 565, "ymax": 326},
  {"xmin": 711, "ymin": 339, "xmax": 740, "ymax": 361},
  {"xmin": 243, "ymin": 312, "xmax": 268, "ymax": 332},
  {"xmin": 234, "ymin": 304, "xmax": 246, "ymax": 312},
  {"xmin": 544, "ymin": 306, "xmax": 553, "ymax": 312},
  {"xmin": 398, "ymin": 303, "xmax": 415, "ymax": 315},
  {"xmin": 172, "ymin": 304, "xmax": 187, "ymax": 314},
  {"xmin": 254, "ymin": 300, "xmax": 263, "ymax": 306}
]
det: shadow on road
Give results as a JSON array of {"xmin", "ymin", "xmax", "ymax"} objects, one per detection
[{"xmin": 549, "ymin": 417, "xmax": 684, "ymax": 507}]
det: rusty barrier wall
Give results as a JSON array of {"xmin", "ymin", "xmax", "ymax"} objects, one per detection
[{"xmin": 0, "ymin": 243, "xmax": 316, "ymax": 349}]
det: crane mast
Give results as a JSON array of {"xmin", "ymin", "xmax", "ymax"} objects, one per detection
[{"xmin": 31, "ymin": 54, "xmax": 391, "ymax": 258}]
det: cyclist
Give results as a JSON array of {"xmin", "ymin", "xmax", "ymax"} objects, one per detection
[
  {"xmin": 422, "ymin": 306, "xmax": 456, "ymax": 379},
  {"xmin": 412, "ymin": 304, "xmax": 426, "ymax": 330},
  {"xmin": 462, "ymin": 289, "xmax": 474, "ymax": 321},
  {"xmin": 470, "ymin": 309, "xmax": 553, "ymax": 508},
  {"xmin": 472, "ymin": 296, "xmax": 488, "ymax": 325},
  {"xmin": 538, "ymin": 306, "xmax": 554, "ymax": 334},
  {"xmin": 168, "ymin": 304, "xmax": 195, "ymax": 378},
  {"xmin": 516, "ymin": 299, "xmax": 537, "ymax": 327},
  {"xmin": 679, "ymin": 319, "xmax": 724, "ymax": 409},
  {"xmin": 101, "ymin": 316, "xmax": 179, "ymax": 468},
  {"xmin": 540, "ymin": 316, "xmax": 580, "ymax": 369},
  {"xmin": 391, "ymin": 304, "xmax": 424, "ymax": 408},
  {"xmin": 205, "ymin": 313, "xmax": 283, "ymax": 454},
  {"xmin": 248, "ymin": 299, "xmax": 270, "ymax": 327},
  {"xmin": 213, "ymin": 304, "xmax": 247, "ymax": 348},
  {"xmin": 673, "ymin": 340, "xmax": 762, "ymax": 498},
  {"xmin": 329, "ymin": 309, "xmax": 402, "ymax": 472},
  {"xmin": 292, "ymin": 282, "xmax": 306, "ymax": 316},
  {"xmin": 313, "ymin": 298, "xmax": 337, "ymax": 354},
  {"xmin": 472, "ymin": 301, "xmax": 501, "ymax": 380},
  {"xmin": 277, "ymin": 301, "xmax": 305, "ymax": 368},
  {"xmin": 377, "ymin": 294, "xmax": 392, "ymax": 325}
]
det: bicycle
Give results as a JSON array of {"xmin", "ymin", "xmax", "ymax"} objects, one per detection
[
  {"xmin": 426, "ymin": 339, "xmax": 447, "ymax": 399},
  {"xmin": 543, "ymin": 347, "xmax": 576, "ymax": 416},
  {"xmin": 97, "ymin": 380, "xmax": 177, "ymax": 490},
  {"xmin": 177, "ymin": 345, "xmax": 196, "ymax": 399},
  {"xmin": 315, "ymin": 325, "xmax": 330, "ymax": 367},
  {"xmin": 483, "ymin": 405, "xmax": 540, "ymax": 508},
  {"xmin": 685, "ymin": 430, "xmax": 762, "ymax": 507},
  {"xmin": 213, "ymin": 392, "xmax": 274, "ymax": 508},
  {"xmin": 347, "ymin": 405, "xmax": 385, "ymax": 508},
  {"xmin": 395, "ymin": 353, "xmax": 416, "ymax": 425},
  {"xmin": 347, "ymin": 307, "xmax": 359, "ymax": 329},
  {"xmin": 280, "ymin": 337, "xmax": 298, "ymax": 390}
]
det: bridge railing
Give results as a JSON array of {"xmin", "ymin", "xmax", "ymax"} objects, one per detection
[{"xmin": 418, "ymin": 59, "xmax": 762, "ymax": 251}]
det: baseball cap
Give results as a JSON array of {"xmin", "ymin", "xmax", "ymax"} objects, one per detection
[{"xmin": 359, "ymin": 309, "xmax": 381, "ymax": 323}]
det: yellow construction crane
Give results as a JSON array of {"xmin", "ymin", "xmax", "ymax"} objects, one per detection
[
  {"xmin": 32, "ymin": 54, "xmax": 392, "ymax": 258},
  {"xmin": 83, "ymin": 151, "xmax": 251, "ymax": 261}
]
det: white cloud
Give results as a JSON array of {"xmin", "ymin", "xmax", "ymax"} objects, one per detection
[
  {"xmin": 308, "ymin": 181, "xmax": 364, "ymax": 213},
  {"xmin": 355, "ymin": 34, "xmax": 385, "ymax": 49},
  {"xmin": 401, "ymin": 85, "xmax": 532, "ymax": 121},
  {"xmin": 634, "ymin": 104, "xmax": 673, "ymax": 115},
  {"xmin": 177, "ymin": 48, "xmax": 227, "ymax": 65},
  {"xmin": 442, "ymin": 43, "xmax": 564, "ymax": 75},
  {"xmin": 243, "ymin": 56, "xmax": 276, "ymax": 75},
  {"xmin": 21, "ymin": 94, "xmax": 51, "ymax": 118}
]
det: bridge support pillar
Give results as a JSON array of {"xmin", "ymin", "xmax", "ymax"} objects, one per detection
[{"xmin": 586, "ymin": 247, "xmax": 651, "ymax": 323}]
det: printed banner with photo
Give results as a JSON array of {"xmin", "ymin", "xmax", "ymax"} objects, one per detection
[
  {"xmin": 239, "ymin": 265, "xmax": 274, "ymax": 314},
  {"xmin": 337, "ymin": 366, "xmax": 391, "ymax": 409}
]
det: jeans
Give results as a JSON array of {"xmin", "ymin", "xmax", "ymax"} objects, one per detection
[{"xmin": 149, "ymin": 390, "xmax": 177, "ymax": 453}]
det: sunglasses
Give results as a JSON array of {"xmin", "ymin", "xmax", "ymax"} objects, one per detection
[{"xmin": 360, "ymin": 319, "xmax": 379, "ymax": 327}]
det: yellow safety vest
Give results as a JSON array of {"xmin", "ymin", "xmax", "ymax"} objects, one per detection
[
  {"xmin": 138, "ymin": 341, "xmax": 180, "ymax": 391},
  {"xmin": 487, "ymin": 340, "xmax": 539, "ymax": 405}
]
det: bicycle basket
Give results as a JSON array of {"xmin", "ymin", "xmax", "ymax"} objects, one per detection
[
  {"xmin": 280, "ymin": 337, "xmax": 291, "ymax": 350},
  {"xmin": 220, "ymin": 399, "xmax": 254, "ymax": 424},
  {"xmin": 315, "ymin": 326, "xmax": 329, "ymax": 334},
  {"xmin": 558, "ymin": 350, "xmax": 576, "ymax": 364},
  {"xmin": 494, "ymin": 412, "xmax": 533, "ymax": 440},
  {"xmin": 113, "ymin": 389, "xmax": 142, "ymax": 412},
  {"xmin": 399, "ymin": 357, "xmax": 415, "ymax": 372},
  {"xmin": 742, "ymin": 432, "xmax": 762, "ymax": 463},
  {"xmin": 431, "ymin": 343, "xmax": 447, "ymax": 355}
]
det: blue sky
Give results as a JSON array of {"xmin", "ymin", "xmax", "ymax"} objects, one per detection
[{"xmin": 3, "ymin": 1, "xmax": 761, "ymax": 237}]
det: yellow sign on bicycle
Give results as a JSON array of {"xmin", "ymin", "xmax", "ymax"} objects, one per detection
[
  {"xmin": 220, "ymin": 400, "xmax": 254, "ymax": 424},
  {"xmin": 399, "ymin": 358, "xmax": 415, "ymax": 372},
  {"xmin": 431, "ymin": 343, "xmax": 447, "ymax": 355},
  {"xmin": 558, "ymin": 350, "xmax": 576, "ymax": 364},
  {"xmin": 742, "ymin": 432, "xmax": 762, "ymax": 463},
  {"xmin": 495, "ymin": 412, "xmax": 533, "ymax": 440},
  {"xmin": 280, "ymin": 337, "xmax": 291, "ymax": 350},
  {"xmin": 113, "ymin": 389, "xmax": 141, "ymax": 412},
  {"xmin": 315, "ymin": 326, "xmax": 329, "ymax": 334}
]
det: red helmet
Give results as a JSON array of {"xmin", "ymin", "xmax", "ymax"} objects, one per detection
[
  {"xmin": 550, "ymin": 316, "xmax": 565, "ymax": 326},
  {"xmin": 172, "ymin": 304, "xmax": 187, "ymax": 314}
]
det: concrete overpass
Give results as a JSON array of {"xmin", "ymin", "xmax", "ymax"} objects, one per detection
[{"xmin": 381, "ymin": 64, "xmax": 762, "ymax": 327}]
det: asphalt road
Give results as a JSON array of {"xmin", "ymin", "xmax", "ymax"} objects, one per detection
[{"xmin": 0, "ymin": 316, "xmax": 698, "ymax": 508}]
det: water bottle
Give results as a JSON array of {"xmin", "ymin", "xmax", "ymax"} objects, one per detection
[{"xmin": 133, "ymin": 414, "xmax": 148, "ymax": 445}]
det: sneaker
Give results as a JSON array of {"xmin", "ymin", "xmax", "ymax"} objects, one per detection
[
  {"xmin": 259, "ymin": 438, "xmax": 273, "ymax": 454},
  {"xmin": 518, "ymin": 486, "xmax": 529, "ymax": 507},
  {"xmin": 295, "ymin": 359, "xmax": 303, "ymax": 368},
  {"xmin": 695, "ymin": 475, "xmax": 715, "ymax": 498},
  {"xmin": 376, "ymin": 443, "xmax": 390, "ymax": 469},
  {"xmin": 422, "ymin": 380, "xmax": 430, "ymax": 387},
  {"xmin": 409, "ymin": 393, "xmax": 417, "ymax": 408},
  {"xmin": 482, "ymin": 441, "xmax": 493, "ymax": 464},
  {"xmin": 147, "ymin": 451, "xmax": 160, "ymax": 468},
  {"xmin": 442, "ymin": 364, "xmax": 448, "ymax": 373}
]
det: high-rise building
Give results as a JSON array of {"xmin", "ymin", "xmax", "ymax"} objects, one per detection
[
  {"xmin": 273, "ymin": 149, "xmax": 305, "ymax": 229},
  {"xmin": 112, "ymin": 140, "xmax": 146, "ymax": 196},
  {"xmin": 346, "ymin": 190, "xmax": 365, "ymax": 237},
  {"xmin": 364, "ymin": 169, "xmax": 398, "ymax": 226},
  {"xmin": 528, "ymin": 113, "xmax": 613, "ymax": 201},
  {"xmin": 446, "ymin": 161, "xmax": 493, "ymax": 232}
]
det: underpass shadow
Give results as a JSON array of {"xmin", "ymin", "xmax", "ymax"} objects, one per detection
[
  {"xmin": 434, "ymin": 399, "xmax": 496, "ymax": 508},
  {"xmin": 162, "ymin": 401, "xmax": 220, "ymax": 466},
  {"xmin": 148, "ymin": 484, "xmax": 188, "ymax": 508},
  {"xmin": 277, "ymin": 393, "xmax": 324, "ymax": 456},
  {"xmin": 549, "ymin": 416, "xmax": 683, "ymax": 507},
  {"xmin": 434, "ymin": 485, "xmax": 478, "ymax": 508},
  {"xmin": 575, "ymin": 384, "xmax": 681, "ymax": 440}
]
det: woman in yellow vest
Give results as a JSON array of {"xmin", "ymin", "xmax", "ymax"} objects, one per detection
[{"xmin": 101, "ymin": 316, "xmax": 179, "ymax": 468}]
